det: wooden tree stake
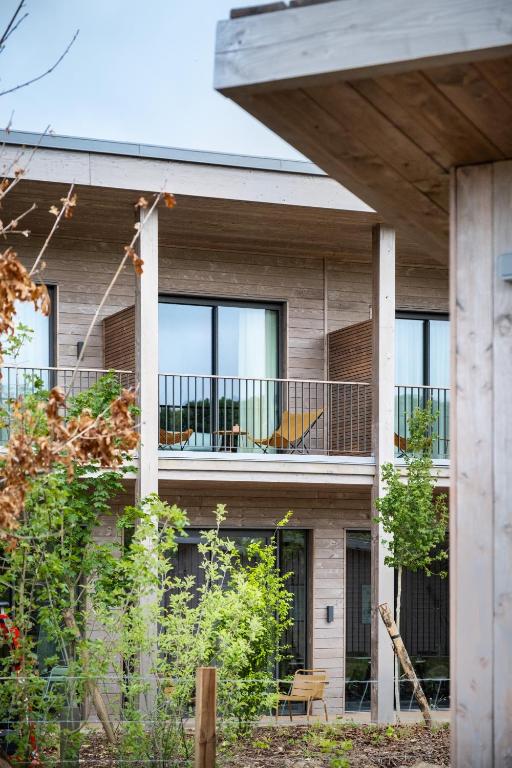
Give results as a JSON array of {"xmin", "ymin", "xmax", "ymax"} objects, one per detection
[
  {"xmin": 195, "ymin": 666, "xmax": 217, "ymax": 768},
  {"xmin": 63, "ymin": 610, "xmax": 116, "ymax": 744},
  {"xmin": 378, "ymin": 603, "xmax": 432, "ymax": 727}
]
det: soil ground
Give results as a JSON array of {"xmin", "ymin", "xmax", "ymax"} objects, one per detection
[
  {"xmin": 220, "ymin": 724, "xmax": 450, "ymax": 767},
  {"xmin": 78, "ymin": 723, "xmax": 450, "ymax": 767}
]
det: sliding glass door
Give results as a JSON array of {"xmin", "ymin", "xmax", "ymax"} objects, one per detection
[
  {"xmin": 159, "ymin": 298, "xmax": 280, "ymax": 450},
  {"xmin": 167, "ymin": 528, "xmax": 308, "ymax": 679},
  {"xmin": 218, "ymin": 305, "xmax": 279, "ymax": 447},
  {"xmin": 395, "ymin": 314, "xmax": 450, "ymax": 459}
]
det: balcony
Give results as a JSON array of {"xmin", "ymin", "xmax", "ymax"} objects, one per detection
[
  {"xmin": 0, "ymin": 366, "xmax": 134, "ymax": 443},
  {"xmin": 0, "ymin": 367, "xmax": 450, "ymax": 469},
  {"xmin": 158, "ymin": 373, "xmax": 372, "ymax": 457},
  {"xmin": 395, "ymin": 384, "xmax": 450, "ymax": 461}
]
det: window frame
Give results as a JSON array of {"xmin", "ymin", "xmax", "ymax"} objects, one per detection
[
  {"xmin": 172, "ymin": 526, "xmax": 309, "ymax": 675},
  {"xmin": 158, "ymin": 294, "xmax": 284, "ymax": 379},
  {"xmin": 395, "ymin": 311, "xmax": 449, "ymax": 387}
]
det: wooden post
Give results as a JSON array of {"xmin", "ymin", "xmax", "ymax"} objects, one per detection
[
  {"xmin": 378, "ymin": 603, "xmax": 432, "ymax": 727},
  {"xmin": 135, "ymin": 205, "xmax": 159, "ymax": 502},
  {"xmin": 195, "ymin": 667, "xmax": 217, "ymax": 768},
  {"xmin": 63, "ymin": 610, "xmax": 115, "ymax": 744},
  {"xmin": 451, "ymin": 161, "xmax": 512, "ymax": 766},
  {"xmin": 135, "ymin": 205, "xmax": 159, "ymax": 709},
  {"xmin": 370, "ymin": 224, "xmax": 396, "ymax": 724}
]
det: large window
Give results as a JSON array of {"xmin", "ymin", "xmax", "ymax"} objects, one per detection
[
  {"xmin": 395, "ymin": 313, "xmax": 450, "ymax": 459},
  {"xmin": 2, "ymin": 295, "xmax": 54, "ymax": 370},
  {"xmin": 158, "ymin": 297, "xmax": 280, "ymax": 450},
  {"xmin": 395, "ymin": 313, "xmax": 449, "ymax": 388},
  {"xmin": 1, "ymin": 291, "xmax": 55, "ymax": 402},
  {"xmin": 345, "ymin": 530, "xmax": 449, "ymax": 712}
]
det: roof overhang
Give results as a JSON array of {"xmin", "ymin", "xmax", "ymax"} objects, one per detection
[
  {"xmin": 215, "ymin": 0, "xmax": 512, "ymax": 264},
  {"xmin": 0, "ymin": 129, "xmax": 372, "ymax": 214}
]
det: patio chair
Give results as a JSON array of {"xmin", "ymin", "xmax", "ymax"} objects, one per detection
[
  {"xmin": 159, "ymin": 427, "xmax": 194, "ymax": 449},
  {"xmin": 276, "ymin": 669, "xmax": 329, "ymax": 723},
  {"xmin": 249, "ymin": 409, "xmax": 324, "ymax": 453},
  {"xmin": 394, "ymin": 432, "xmax": 408, "ymax": 455}
]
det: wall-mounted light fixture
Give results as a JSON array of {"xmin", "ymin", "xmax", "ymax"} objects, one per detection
[
  {"xmin": 76, "ymin": 341, "xmax": 84, "ymax": 359},
  {"xmin": 326, "ymin": 605, "xmax": 334, "ymax": 623},
  {"xmin": 498, "ymin": 253, "xmax": 512, "ymax": 282}
]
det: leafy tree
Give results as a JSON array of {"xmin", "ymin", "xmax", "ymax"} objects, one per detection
[
  {"xmin": 89, "ymin": 503, "xmax": 293, "ymax": 762},
  {"xmin": 0, "ymin": 373, "xmax": 136, "ymax": 765},
  {"xmin": 374, "ymin": 406, "xmax": 448, "ymax": 712}
]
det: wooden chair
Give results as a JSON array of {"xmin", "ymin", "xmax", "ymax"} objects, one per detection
[
  {"xmin": 276, "ymin": 669, "xmax": 329, "ymax": 723},
  {"xmin": 159, "ymin": 427, "xmax": 194, "ymax": 449},
  {"xmin": 394, "ymin": 431, "xmax": 408, "ymax": 455},
  {"xmin": 249, "ymin": 409, "xmax": 324, "ymax": 453}
]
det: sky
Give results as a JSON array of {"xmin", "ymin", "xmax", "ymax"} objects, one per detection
[{"xmin": 0, "ymin": 0, "xmax": 303, "ymax": 160}]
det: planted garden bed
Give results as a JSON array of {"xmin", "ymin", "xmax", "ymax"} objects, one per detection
[
  {"xmin": 219, "ymin": 723, "xmax": 450, "ymax": 768},
  {"xmin": 76, "ymin": 723, "xmax": 450, "ymax": 767}
]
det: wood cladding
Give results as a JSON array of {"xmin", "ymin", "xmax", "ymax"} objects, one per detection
[
  {"xmin": 225, "ymin": 25, "xmax": 512, "ymax": 264},
  {"xmin": 15, "ymin": 208, "xmax": 447, "ymax": 376},
  {"xmin": 155, "ymin": 481, "xmax": 373, "ymax": 713},
  {"xmin": 328, "ymin": 320, "xmax": 372, "ymax": 382},
  {"xmin": 103, "ymin": 305, "xmax": 135, "ymax": 371},
  {"xmin": 328, "ymin": 320, "xmax": 372, "ymax": 455}
]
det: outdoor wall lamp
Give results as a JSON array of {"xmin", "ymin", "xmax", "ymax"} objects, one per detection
[
  {"xmin": 498, "ymin": 253, "xmax": 512, "ymax": 282},
  {"xmin": 76, "ymin": 341, "xmax": 84, "ymax": 358},
  {"xmin": 326, "ymin": 606, "xmax": 334, "ymax": 623}
]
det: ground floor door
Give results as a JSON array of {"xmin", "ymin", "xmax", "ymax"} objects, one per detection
[
  {"xmin": 169, "ymin": 528, "xmax": 308, "ymax": 680},
  {"xmin": 345, "ymin": 530, "xmax": 449, "ymax": 711}
]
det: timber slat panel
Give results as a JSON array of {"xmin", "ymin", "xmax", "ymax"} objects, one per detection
[
  {"xmin": 103, "ymin": 305, "xmax": 136, "ymax": 372},
  {"xmin": 328, "ymin": 320, "xmax": 372, "ymax": 456}
]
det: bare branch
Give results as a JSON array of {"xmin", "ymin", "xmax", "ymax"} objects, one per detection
[
  {"xmin": 0, "ymin": 1, "xmax": 27, "ymax": 51},
  {"xmin": 0, "ymin": 201, "xmax": 35, "ymax": 236},
  {"xmin": 66, "ymin": 192, "xmax": 164, "ymax": 394},
  {"xmin": 0, "ymin": 124, "xmax": 51, "ymax": 201},
  {"xmin": 0, "ymin": 29, "xmax": 79, "ymax": 98},
  {"xmin": 29, "ymin": 184, "xmax": 75, "ymax": 276}
]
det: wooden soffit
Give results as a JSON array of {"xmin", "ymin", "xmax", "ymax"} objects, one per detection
[{"xmin": 215, "ymin": 0, "xmax": 512, "ymax": 264}]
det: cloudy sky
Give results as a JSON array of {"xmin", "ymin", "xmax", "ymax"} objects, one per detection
[{"xmin": 0, "ymin": 0, "xmax": 302, "ymax": 159}]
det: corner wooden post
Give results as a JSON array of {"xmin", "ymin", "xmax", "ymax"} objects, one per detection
[
  {"xmin": 370, "ymin": 224, "xmax": 396, "ymax": 724},
  {"xmin": 135, "ymin": 205, "xmax": 159, "ymax": 502},
  {"xmin": 135, "ymin": 205, "xmax": 159, "ymax": 708},
  {"xmin": 451, "ymin": 161, "xmax": 512, "ymax": 766},
  {"xmin": 195, "ymin": 667, "xmax": 217, "ymax": 768}
]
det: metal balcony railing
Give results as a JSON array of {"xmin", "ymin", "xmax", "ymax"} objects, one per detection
[
  {"xmin": 395, "ymin": 384, "xmax": 450, "ymax": 460},
  {"xmin": 0, "ymin": 366, "xmax": 134, "ymax": 443},
  {"xmin": 158, "ymin": 373, "xmax": 372, "ymax": 456}
]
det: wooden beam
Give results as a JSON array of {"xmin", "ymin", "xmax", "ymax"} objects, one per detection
[
  {"xmin": 451, "ymin": 161, "xmax": 512, "ymax": 765},
  {"xmin": 215, "ymin": 0, "xmax": 512, "ymax": 94},
  {"xmin": 370, "ymin": 224, "xmax": 396, "ymax": 724},
  {"xmin": 236, "ymin": 89, "xmax": 448, "ymax": 262}
]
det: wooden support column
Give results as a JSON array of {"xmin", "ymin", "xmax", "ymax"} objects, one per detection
[
  {"xmin": 451, "ymin": 161, "xmax": 512, "ymax": 766},
  {"xmin": 135, "ymin": 205, "xmax": 159, "ymax": 703},
  {"xmin": 135, "ymin": 205, "xmax": 159, "ymax": 501},
  {"xmin": 370, "ymin": 224, "xmax": 396, "ymax": 724}
]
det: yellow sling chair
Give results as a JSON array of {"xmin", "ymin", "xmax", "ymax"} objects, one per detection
[{"xmin": 249, "ymin": 408, "xmax": 324, "ymax": 454}]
